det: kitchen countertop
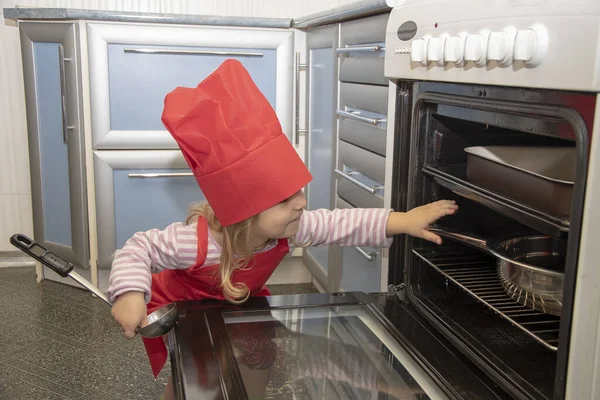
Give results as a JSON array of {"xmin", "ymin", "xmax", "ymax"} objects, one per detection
[{"xmin": 3, "ymin": 0, "xmax": 390, "ymax": 30}]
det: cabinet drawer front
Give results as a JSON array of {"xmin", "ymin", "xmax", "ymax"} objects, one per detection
[
  {"xmin": 337, "ymin": 179, "xmax": 384, "ymax": 209},
  {"xmin": 94, "ymin": 151, "xmax": 204, "ymax": 269},
  {"xmin": 107, "ymin": 44, "xmax": 276, "ymax": 132},
  {"xmin": 339, "ymin": 55, "xmax": 387, "ymax": 86},
  {"xmin": 336, "ymin": 197, "xmax": 381, "ymax": 292},
  {"xmin": 338, "ymin": 13, "xmax": 389, "ymax": 86},
  {"xmin": 113, "ymin": 169, "xmax": 204, "ymax": 249},
  {"xmin": 88, "ymin": 24, "xmax": 294, "ymax": 149},
  {"xmin": 338, "ymin": 83, "xmax": 387, "ymax": 156},
  {"xmin": 338, "ymin": 141, "xmax": 385, "ymax": 183},
  {"xmin": 340, "ymin": 13, "xmax": 389, "ymax": 48}
]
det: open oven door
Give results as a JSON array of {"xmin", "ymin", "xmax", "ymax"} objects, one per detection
[{"xmin": 166, "ymin": 292, "xmax": 510, "ymax": 400}]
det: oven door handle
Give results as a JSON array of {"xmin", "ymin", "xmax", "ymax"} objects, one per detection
[
  {"xmin": 334, "ymin": 169, "xmax": 382, "ymax": 195},
  {"xmin": 336, "ymin": 109, "xmax": 386, "ymax": 126},
  {"xmin": 353, "ymin": 246, "xmax": 377, "ymax": 262}
]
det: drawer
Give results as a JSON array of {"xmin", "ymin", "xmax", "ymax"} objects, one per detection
[
  {"xmin": 338, "ymin": 140, "xmax": 385, "ymax": 183},
  {"xmin": 336, "ymin": 197, "xmax": 382, "ymax": 292},
  {"xmin": 338, "ymin": 13, "xmax": 389, "ymax": 86},
  {"xmin": 338, "ymin": 83, "xmax": 388, "ymax": 156},
  {"xmin": 87, "ymin": 23, "xmax": 294, "ymax": 149},
  {"xmin": 94, "ymin": 150, "xmax": 205, "ymax": 269},
  {"xmin": 337, "ymin": 178, "xmax": 384, "ymax": 209},
  {"xmin": 106, "ymin": 44, "xmax": 276, "ymax": 133}
]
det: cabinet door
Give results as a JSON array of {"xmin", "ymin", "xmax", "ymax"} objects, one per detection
[
  {"xmin": 87, "ymin": 23, "xmax": 294, "ymax": 149},
  {"xmin": 302, "ymin": 24, "xmax": 339, "ymax": 293},
  {"xmin": 336, "ymin": 198, "xmax": 382, "ymax": 293},
  {"xmin": 20, "ymin": 22, "xmax": 89, "ymax": 268},
  {"xmin": 94, "ymin": 150, "xmax": 204, "ymax": 269}
]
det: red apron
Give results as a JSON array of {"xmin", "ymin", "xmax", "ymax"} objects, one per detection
[{"xmin": 141, "ymin": 217, "xmax": 289, "ymax": 377}]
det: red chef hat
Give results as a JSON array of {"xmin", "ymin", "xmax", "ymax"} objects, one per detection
[{"xmin": 161, "ymin": 59, "xmax": 312, "ymax": 226}]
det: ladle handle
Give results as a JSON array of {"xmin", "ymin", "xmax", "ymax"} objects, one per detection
[
  {"xmin": 10, "ymin": 233, "xmax": 113, "ymax": 307},
  {"xmin": 428, "ymin": 226, "xmax": 490, "ymax": 252},
  {"xmin": 10, "ymin": 234, "xmax": 74, "ymax": 277}
]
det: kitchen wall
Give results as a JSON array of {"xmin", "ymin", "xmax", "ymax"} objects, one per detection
[{"xmin": 0, "ymin": 0, "xmax": 355, "ymax": 251}]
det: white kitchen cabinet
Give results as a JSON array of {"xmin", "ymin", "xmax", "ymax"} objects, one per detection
[{"xmin": 13, "ymin": 5, "xmax": 392, "ymax": 290}]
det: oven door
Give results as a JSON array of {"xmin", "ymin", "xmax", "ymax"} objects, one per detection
[{"xmin": 167, "ymin": 293, "xmax": 510, "ymax": 400}]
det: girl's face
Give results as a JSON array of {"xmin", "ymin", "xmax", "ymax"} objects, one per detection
[{"xmin": 255, "ymin": 190, "xmax": 306, "ymax": 242}]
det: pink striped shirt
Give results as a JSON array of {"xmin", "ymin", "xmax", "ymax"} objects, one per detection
[{"xmin": 107, "ymin": 208, "xmax": 393, "ymax": 303}]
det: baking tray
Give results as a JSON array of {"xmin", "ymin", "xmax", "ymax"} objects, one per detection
[{"xmin": 465, "ymin": 146, "xmax": 575, "ymax": 219}]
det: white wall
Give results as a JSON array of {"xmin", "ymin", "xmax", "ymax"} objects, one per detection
[{"xmin": 0, "ymin": 0, "xmax": 355, "ymax": 251}]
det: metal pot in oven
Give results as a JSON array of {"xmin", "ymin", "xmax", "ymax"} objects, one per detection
[{"xmin": 429, "ymin": 227, "xmax": 566, "ymax": 316}]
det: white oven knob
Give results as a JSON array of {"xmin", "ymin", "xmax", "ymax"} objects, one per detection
[
  {"xmin": 514, "ymin": 24, "xmax": 548, "ymax": 67},
  {"xmin": 487, "ymin": 26, "xmax": 516, "ymax": 66},
  {"xmin": 444, "ymin": 32, "xmax": 468, "ymax": 65},
  {"xmin": 464, "ymin": 29, "xmax": 490, "ymax": 66},
  {"xmin": 410, "ymin": 35, "xmax": 431, "ymax": 64},
  {"xmin": 427, "ymin": 35, "xmax": 448, "ymax": 65}
]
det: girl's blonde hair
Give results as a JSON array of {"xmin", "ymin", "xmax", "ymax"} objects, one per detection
[{"xmin": 186, "ymin": 201, "xmax": 260, "ymax": 304}]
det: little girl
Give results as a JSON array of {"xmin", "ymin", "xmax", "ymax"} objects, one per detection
[{"xmin": 107, "ymin": 59, "xmax": 457, "ymax": 399}]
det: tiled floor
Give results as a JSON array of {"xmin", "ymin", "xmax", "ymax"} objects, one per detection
[{"xmin": 0, "ymin": 267, "xmax": 317, "ymax": 400}]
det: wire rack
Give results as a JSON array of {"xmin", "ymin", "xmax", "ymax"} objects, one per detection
[{"xmin": 413, "ymin": 248, "xmax": 560, "ymax": 351}]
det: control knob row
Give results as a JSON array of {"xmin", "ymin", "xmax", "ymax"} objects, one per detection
[{"xmin": 410, "ymin": 24, "xmax": 548, "ymax": 68}]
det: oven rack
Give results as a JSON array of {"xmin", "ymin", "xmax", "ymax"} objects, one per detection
[
  {"xmin": 422, "ymin": 164, "xmax": 568, "ymax": 238},
  {"xmin": 413, "ymin": 247, "xmax": 560, "ymax": 351}
]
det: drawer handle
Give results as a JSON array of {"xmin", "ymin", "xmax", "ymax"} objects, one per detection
[
  {"xmin": 294, "ymin": 51, "xmax": 307, "ymax": 146},
  {"xmin": 336, "ymin": 44, "xmax": 385, "ymax": 54},
  {"xmin": 128, "ymin": 173, "xmax": 194, "ymax": 178},
  {"xmin": 58, "ymin": 45, "xmax": 75, "ymax": 144},
  {"xmin": 353, "ymin": 246, "xmax": 377, "ymax": 262},
  {"xmin": 334, "ymin": 169, "xmax": 382, "ymax": 195},
  {"xmin": 336, "ymin": 109, "xmax": 386, "ymax": 126},
  {"xmin": 123, "ymin": 48, "xmax": 264, "ymax": 57}
]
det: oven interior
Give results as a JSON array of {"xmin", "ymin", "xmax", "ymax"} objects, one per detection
[{"xmin": 390, "ymin": 84, "xmax": 592, "ymax": 400}]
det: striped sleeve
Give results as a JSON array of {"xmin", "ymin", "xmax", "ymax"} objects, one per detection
[
  {"xmin": 107, "ymin": 222, "xmax": 198, "ymax": 303},
  {"xmin": 294, "ymin": 208, "xmax": 394, "ymax": 248}
]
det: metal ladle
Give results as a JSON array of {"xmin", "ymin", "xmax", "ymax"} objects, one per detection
[{"xmin": 10, "ymin": 234, "xmax": 177, "ymax": 338}]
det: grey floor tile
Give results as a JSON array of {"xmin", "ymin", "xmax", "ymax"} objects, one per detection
[
  {"xmin": 6, "ymin": 336, "xmax": 89, "ymax": 372},
  {"xmin": 115, "ymin": 374, "xmax": 169, "ymax": 400},
  {"xmin": 57, "ymin": 352, "xmax": 155, "ymax": 397},
  {"xmin": 0, "ymin": 360, "xmax": 88, "ymax": 400},
  {"xmin": 0, "ymin": 320, "xmax": 47, "ymax": 356},
  {"xmin": 268, "ymin": 283, "xmax": 319, "ymax": 295},
  {"xmin": 0, "ymin": 363, "xmax": 30, "ymax": 398},
  {"xmin": 11, "ymin": 384, "xmax": 70, "ymax": 400}
]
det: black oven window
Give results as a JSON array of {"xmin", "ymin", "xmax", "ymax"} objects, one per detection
[{"xmin": 223, "ymin": 305, "xmax": 447, "ymax": 399}]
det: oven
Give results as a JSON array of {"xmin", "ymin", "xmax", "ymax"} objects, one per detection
[
  {"xmin": 164, "ymin": 2, "xmax": 600, "ymax": 399},
  {"xmin": 383, "ymin": 1, "xmax": 600, "ymax": 399}
]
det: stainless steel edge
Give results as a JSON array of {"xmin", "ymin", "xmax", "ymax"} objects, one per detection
[
  {"xmin": 3, "ymin": 8, "xmax": 292, "ymax": 29},
  {"xmin": 292, "ymin": 0, "xmax": 390, "ymax": 29}
]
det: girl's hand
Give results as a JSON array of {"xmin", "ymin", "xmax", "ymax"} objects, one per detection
[
  {"xmin": 386, "ymin": 200, "xmax": 458, "ymax": 244},
  {"xmin": 111, "ymin": 291, "xmax": 148, "ymax": 339}
]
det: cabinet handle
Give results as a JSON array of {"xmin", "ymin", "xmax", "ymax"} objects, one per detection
[
  {"xmin": 334, "ymin": 169, "xmax": 382, "ymax": 195},
  {"xmin": 336, "ymin": 44, "xmax": 385, "ymax": 54},
  {"xmin": 58, "ymin": 45, "xmax": 74, "ymax": 144},
  {"xmin": 336, "ymin": 108, "xmax": 386, "ymax": 126},
  {"xmin": 123, "ymin": 48, "xmax": 263, "ymax": 57},
  {"xmin": 353, "ymin": 246, "xmax": 377, "ymax": 262},
  {"xmin": 294, "ymin": 52, "xmax": 307, "ymax": 146},
  {"xmin": 128, "ymin": 173, "xmax": 194, "ymax": 178}
]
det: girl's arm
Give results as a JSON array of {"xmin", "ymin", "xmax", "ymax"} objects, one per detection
[
  {"xmin": 294, "ymin": 200, "xmax": 457, "ymax": 248},
  {"xmin": 107, "ymin": 221, "xmax": 198, "ymax": 303}
]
